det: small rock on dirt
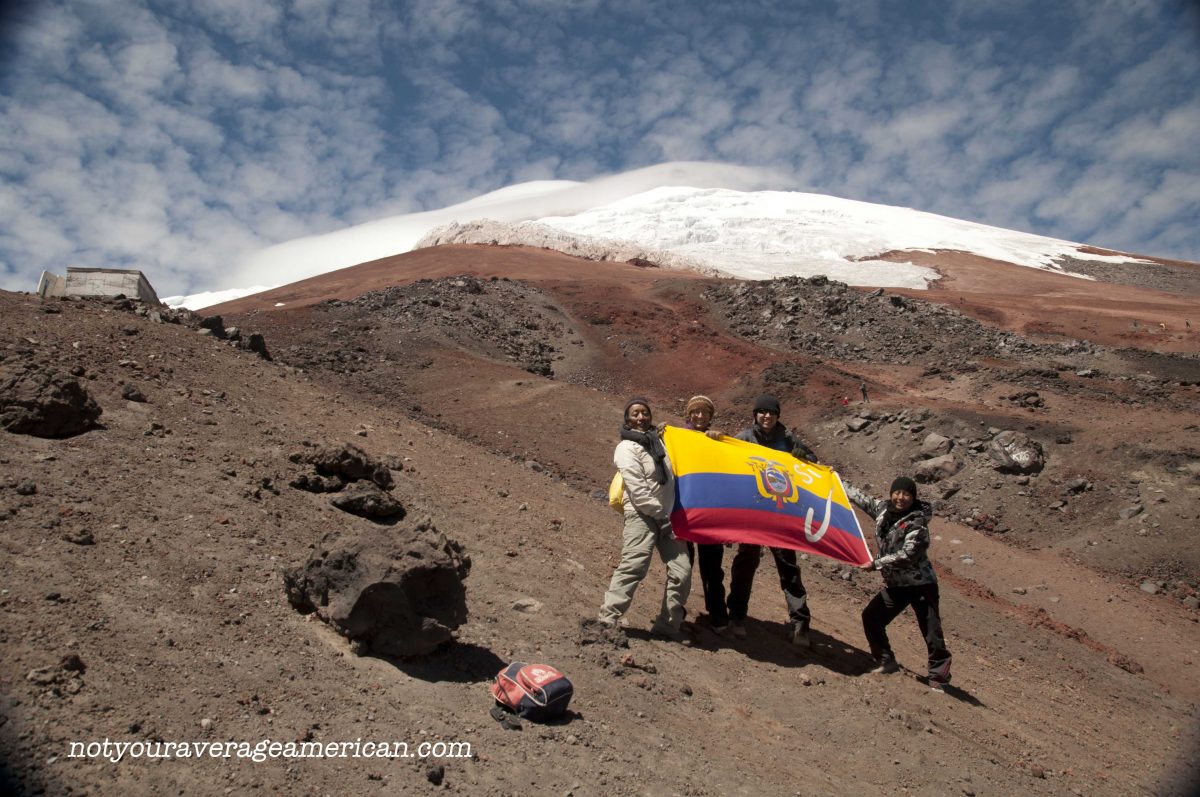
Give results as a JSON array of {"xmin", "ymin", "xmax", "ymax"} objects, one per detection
[
  {"xmin": 62, "ymin": 529, "xmax": 95, "ymax": 546},
  {"xmin": 1119, "ymin": 505, "xmax": 1143, "ymax": 520},
  {"xmin": 511, "ymin": 597, "xmax": 543, "ymax": 614}
]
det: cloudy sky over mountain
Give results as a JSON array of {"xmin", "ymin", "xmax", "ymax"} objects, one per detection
[{"xmin": 2, "ymin": 0, "xmax": 1198, "ymax": 298}]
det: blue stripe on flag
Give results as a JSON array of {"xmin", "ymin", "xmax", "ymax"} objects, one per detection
[{"xmin": 675, "ymin": 471, "xmax": 862, "ymax": 539}]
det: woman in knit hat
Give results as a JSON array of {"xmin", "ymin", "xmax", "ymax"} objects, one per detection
[
  {"xmin": 845, "ymin": 475, "xmax": 952, "ymax": 691},
  {"xmin": 685, "ymin": 395, "xmax": 716, "ymax": 430},
  {"xmin": 597, "ymin": 397, "xmax": 693, "ymax": 642},
  {"xmin": 682, "ymin": 395, "xmax": 732, "ymax": 635}
]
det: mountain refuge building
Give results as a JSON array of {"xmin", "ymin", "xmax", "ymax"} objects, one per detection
[{"xmin": 37, "ymin": 268, "xmax": 162, "ymax": 306}]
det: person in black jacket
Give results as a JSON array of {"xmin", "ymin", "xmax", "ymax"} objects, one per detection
[
  {"xmin": 682, "ymin": 394, "xmax": 743, "ymax": 637},
  {"xmin": 727, "ymin": 394, "xmax": 817, "ymax": 650},
  {"xmin": 846, "ymin": 476, "xmax": 952, "ymax": 691}
]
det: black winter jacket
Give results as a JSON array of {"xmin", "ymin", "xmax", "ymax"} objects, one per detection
[
  {"xmin": 845, "ymin": 484, "xmax": 937, "ymax": 587},
  {"xmin": 734, "ymin": 422, "xmax": 817, "ymax": 462}
]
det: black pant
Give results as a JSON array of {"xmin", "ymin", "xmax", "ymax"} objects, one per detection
[
  {"xmin": 862, "ymin": 583, "xmax": 952, "ymax": 683},
  {"xmin": 727, "ymin": 543, "xmax": 810, "ymax": 632},
  {"xmin": 690, "ymin": 543, "xmax": 729, "ymax": 626}
]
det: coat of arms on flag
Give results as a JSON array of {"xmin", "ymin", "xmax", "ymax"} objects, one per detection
[{"xmin": 662, "ymin": 426, "xmax": 872, "ymax": 567}]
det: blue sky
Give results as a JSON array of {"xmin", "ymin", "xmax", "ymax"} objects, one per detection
[{"xmin": 2, "ymin": 0, "xmax": 1198, "ymax": 297}]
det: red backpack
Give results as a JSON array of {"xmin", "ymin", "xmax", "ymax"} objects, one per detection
[{"xmin": 491, "ymin": 662, "xmax": 573, "ymax": 721}]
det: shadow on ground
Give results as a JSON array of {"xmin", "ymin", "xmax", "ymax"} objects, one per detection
[{"xmin": 383, "ymin": 642, "xmax": 506, "ymax": 683}]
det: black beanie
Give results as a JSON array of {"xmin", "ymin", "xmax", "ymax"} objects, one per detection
[
  {"xmin": 753, "ymin": 394, "xmax": 781, "ymax": 416},
  {"xmin": 890, "ymin": 476, "xmax": 918, "ymax": 499},
  {"xmin": 624, "ymin": 396, "xmax": 652, "ymax": 420}
]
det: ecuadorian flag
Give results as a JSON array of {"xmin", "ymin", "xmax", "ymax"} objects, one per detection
[{"xmin": 663, "ymin": 426, "xmax": 872, "ymax": 567}]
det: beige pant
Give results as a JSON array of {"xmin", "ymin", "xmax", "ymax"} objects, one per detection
[{"xmin": 598, "ymin": 511, "xmax": 692, "ymax": 633}]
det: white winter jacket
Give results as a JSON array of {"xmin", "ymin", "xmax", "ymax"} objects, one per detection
[{"xmin": 613, "ymin": 437, "xmax": 674, "ymax": 522}]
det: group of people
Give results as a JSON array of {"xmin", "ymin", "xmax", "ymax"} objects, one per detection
[{"xmin": 596, "ymin": 392, "xmax": 952, "ymax": 691}]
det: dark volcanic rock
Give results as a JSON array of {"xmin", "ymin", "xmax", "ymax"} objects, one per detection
[
  {"xmin": 330, "ymin": 482, "xmax": 405, "ymax": 520},
  {"xmin": 0, "ymin": 368, "xmax": 103, "ymax": 438},
  {"xmin": 242, "ymin": 332, "xmax": 272, "ymax": 361},
  {"xmin": 302, "ymin": 444, "xmax": 394, "ymax": 489},
  {"xmin": 703, "ymin": 275, "xmax": 1048, "ymax": 366},
  {"xmin": 289, "ymin": 473, "xmax": 346, "ymax": 493},
  {"xmin": 287, "ymin": 276, "xmax": 569, "ymax": 379},
  {"xmin": 283, "ymin": 519, "xmax": 471, "ymax": 658},
  {"xmin": 199, "ymin": 315, "xmax": 227, "ymax": 339}
]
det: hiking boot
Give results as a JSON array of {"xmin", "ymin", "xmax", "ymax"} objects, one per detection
[
  {"xmin": 710, "ymin": 623, "xmax": 732, "ymax": 638},
  {"xmin": 926, "ymin": 672, "xmax": 951, "ymax": 692},
  {"xmin": 790, "ymin": 627, "xmax": 811, "ymax": 651},
  {"xmin": 730, "ymin": 620, "xmax": 747, "ymax": 639},
  {"xmin": 869, "ymin": 659, "xmax": 900, "ymax": 675}
]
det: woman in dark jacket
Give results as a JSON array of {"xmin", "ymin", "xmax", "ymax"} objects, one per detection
[{"xmin": 846, "ymin": 476, "xmax": 952, "ymax": 690}]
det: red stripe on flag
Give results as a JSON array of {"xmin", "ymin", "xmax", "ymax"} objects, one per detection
[{"xmin": 670, "ymin": 506, "xmax": 872, "ymax": 567}]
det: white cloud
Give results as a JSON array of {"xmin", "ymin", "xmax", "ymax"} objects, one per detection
[
  {"xmin": 1, "ymin": 0, "xmax": 1197, "ymax": 298},
  {"xmin": 114, "ymin": 39, "xmax": 180, "ymax": 95},
  {"xmin": 172, "ymin": 0, "xmax": 284, "ymax": 45},
  {"xmin": 1102, "ymin": 105, "xmax": 1200, "ymax": 162}
]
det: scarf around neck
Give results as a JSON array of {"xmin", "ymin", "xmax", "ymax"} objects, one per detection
[{"xmin": 620, "ymin": 425, "xmax": 668, "ymax": 484}]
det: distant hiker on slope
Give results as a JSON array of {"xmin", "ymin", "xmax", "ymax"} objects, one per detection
[
  {"xmin": 860, "ymin": 381, "xmax": 869, "ymax": 403},
  {"xmin": 845, "ymin": 476, "xmax": 952, "ymax": 691},
  {"xmin": 727, "ymin": 394, "xmax": 818, "ymax": 650},
  {"xmin": 598, "ymin": 397, "xmax": 693, "ymax": 643},
  {"xmin": 682, "ymin": 394, "xmax": 733, "ymax": 637}
]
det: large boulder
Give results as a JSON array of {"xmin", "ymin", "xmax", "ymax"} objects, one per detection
[
  {"xmin": 920, "ymin": 432, "xmax": 954, "ymax": 458},
  {"xmin": 0, "ymin": 368, "xmax": 102, "ymax": 438},
  {"xmin": 988, "ymin": 431, "xmax": 1046, "ymax": 474},
  {"xmin": 284, "ymin": 519, "xmax": 470, "ymax": 658},
  {"xmin": 914, "ymin": 454, "xmax": 963, "ymax": 483},
  {"xmin": 241, "ymin": 333, "xmax": 272, "ymax": 361},
  {"xmin": 199, "ymin": 315, "xmax": 227, "ymax": 339}
]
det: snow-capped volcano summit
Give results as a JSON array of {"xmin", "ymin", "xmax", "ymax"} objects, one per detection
[
  {"xmin": 167, "ymin": 165, "xmax": 1153, "ymax": 309},
  {"xmin": 527, "ymin": 185, "xmax": 1146, "ymax": 282}
]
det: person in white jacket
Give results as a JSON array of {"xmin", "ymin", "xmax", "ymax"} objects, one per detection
[{"xmin": 597, "ymin": 397, "xmax": 693, "ymax": 641}]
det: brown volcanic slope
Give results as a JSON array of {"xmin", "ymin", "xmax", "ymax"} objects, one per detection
[
  {"xmin": 209, "ymin": 244, "xmax": 709, "ymax": 315},
  {"xmin": 873, "ymin": 249, "xmax": 1200, "ymax": 354},
  {"xmin": 2, "ymin": 243, "xmax": 1198, "ymax": 796}
]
